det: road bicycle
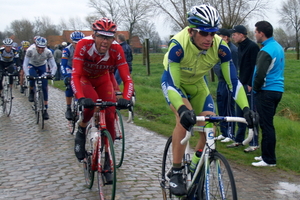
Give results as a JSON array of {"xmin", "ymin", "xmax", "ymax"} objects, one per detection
[
  {"xmin": 28, "ymin": 75, "xmax": 53, "ymax": 129},
  {"xmin": 113, "ymin": 91, "xmax": 135, "ymax": 168},
  {"xmin": 1, "ymin": 67, "xmax": 15, "ymax": 117},
  {"xmin": 81, "ymin": 99, "xmax": 121, "ymax": 200},
  {"xmin": 160, "ymin": 116, "xmax": 254, "ymax": 200}
]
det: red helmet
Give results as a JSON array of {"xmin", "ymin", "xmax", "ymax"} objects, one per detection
[{"xmin": 92, "ymin": 17, "xmax": 117, "ymax": 36}]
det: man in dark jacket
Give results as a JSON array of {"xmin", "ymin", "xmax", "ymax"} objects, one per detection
[
  {"xmin": 115, "ymin": 33, "xmax": 133, "ymax": 85},
  {"xmin": 227, "ymin": 25, "xmax": 260, "ymax": 152}
]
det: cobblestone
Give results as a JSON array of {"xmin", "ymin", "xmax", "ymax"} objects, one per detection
[{"xmin": 0, "ymin": 86, "xmax": 300, "ymax": 199}]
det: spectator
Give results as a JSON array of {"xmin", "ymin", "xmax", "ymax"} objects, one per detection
[
  {"xmin": 53, "ymin": 44, "xmax": 63, "ymax": 80},
  {"xmin": 115, "ymin": 33, "xmax": 133, "ymax": 85},
  {"xmin": 213, "ymin": 28, "xmax": 238, "ymax": 143},
  {"xmin": 227, "ymin": 25, "xmax": 260, "ymax": 152},
  {"xmin": 251, "ymin": 21, "xmax": 285, "ymax": 167}
]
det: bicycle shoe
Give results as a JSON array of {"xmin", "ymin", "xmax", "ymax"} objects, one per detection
[
  {"xmin": 169, "ymin": 167, "xmax": 187, "ymax": 196},
  {"xmin": 43, "ymin": 110, "xmax": 49, "ymax": 120},
  {"xmin": 20, "ymin": 86, "xmax": 25, "ymax": 93},
  {"xmin": 74, "ymin": 129, "xmax": 86, "ymax": 162},
  {"xmin": 28, "ymin": 90, "xmax": 34, "ymax": 102},
  {"xmin": 65, "ymin": 108, "xmax": 73, "ymax": 120},
  {"xmin": 103, "ymin": 153, "xmax": 113, "ymax": 184}
]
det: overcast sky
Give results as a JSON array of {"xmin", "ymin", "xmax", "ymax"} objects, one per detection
[{"xmin": 0, "ymin": 0, "xmax": 284, "ymax": 40}]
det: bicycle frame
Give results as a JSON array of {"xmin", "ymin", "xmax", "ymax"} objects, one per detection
[{"xmin": 182, "ymin": 116, "xmax": 253, "ymax": 198}]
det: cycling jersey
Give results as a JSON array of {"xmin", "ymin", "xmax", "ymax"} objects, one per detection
[
  {"xmin": 0, "ymin": 47, "xmax": 19, "ymax": 63},
  {"xmin": 22, "ymin": 46, "xmax": 57, "ymax": 76},
  {"xmin": 162, "ymin": 27, "xmax": 248, "ymax": 114},
  {"xmin": 61, "ymin": 44, "xmax": 75, "ymax": 77},
  {"xmin": 72, "ymin": 36, "xmax": 133, "ymax": 100}
]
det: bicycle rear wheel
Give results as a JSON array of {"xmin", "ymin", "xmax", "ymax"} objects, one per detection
[
  {"xmin": 83, "ymin": 124, "xmax": 95, "ymax": 189},
  {"xmin": 160, "ymin": 136, "xmax": 182, "ymax": 200},
  {"xmin": 198, "ymin": 151, "xmax": 237, "ymax": 200},
  {"xmin": 3, "ymin": 82, "xmax": 12, "ymax": 117},
  {"xmin": 114, "ymin": 109, "xmax": 125, "ymax": 168},
  {"xmin": 68, "ymin": 99, "xmax": 78, "ymax": 135},
  {"xmin": 97, "ymin": 130, "xmax": 116, "ymax": 200}
]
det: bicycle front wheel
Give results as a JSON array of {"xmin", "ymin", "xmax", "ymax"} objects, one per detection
[
  {"xmin": 114, "ymin": 109, "xmax": 125, "ymax": 168},
  {"xmin": 68, "ymin": 99, "xmax": 78, "ymax": 135},
  {"xmin": 3, "ymin": 83, "xmax": 12, "ymax": 117},
  {"xmin": 97, "ymin": 130, "xmax": 116, "ymax": 200},
  {"xmin": 83, "ymin": 124, "xmax": 95, "ymax": 189},
  {"xmin": 39, "ymin": 91, "xmax": 45, "ymax": 129},
  {"xmin": 161, "ymin": 136, "xmax": 181, "ymax": 200},
  {"xmin": 198, "ymin": 151, "xmax": 237, "ymax": 200}
]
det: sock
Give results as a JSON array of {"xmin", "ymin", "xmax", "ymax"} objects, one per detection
[{"xmin": 173, "ymin": 163, "xmax": 182, "ymax": 169}]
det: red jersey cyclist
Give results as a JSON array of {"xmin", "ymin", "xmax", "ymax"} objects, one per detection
[{"xmin": 72, "ymin": 18, "xmax": 134, "ymax": 167}]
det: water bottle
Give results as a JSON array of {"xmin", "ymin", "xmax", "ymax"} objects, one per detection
[
  {"xmin": 90, "ymin": 127, "xmax": 98, "ymax": 149},
  {"xmin": 190, "ymin": 149, "xmax": 203, "ymax": 173}
]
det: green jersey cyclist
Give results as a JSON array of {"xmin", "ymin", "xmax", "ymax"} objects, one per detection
[{"xmin": 161, "ymin": 4, "xmax": 255, "ymax": 196}]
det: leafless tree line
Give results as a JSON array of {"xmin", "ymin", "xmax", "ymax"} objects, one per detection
[{"xmin": 1, "ymin": 0, "xmax": 300, "ymax": 58}]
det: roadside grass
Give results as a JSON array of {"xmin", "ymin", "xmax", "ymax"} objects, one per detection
[{"xmin": 53, "ymin": 51, "xmax": 300, "ymax": 173}]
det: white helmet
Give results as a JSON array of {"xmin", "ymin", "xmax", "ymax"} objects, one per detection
[{"xmin": 62, "ymin": 42, "xmax": 67, "ymax": 47}]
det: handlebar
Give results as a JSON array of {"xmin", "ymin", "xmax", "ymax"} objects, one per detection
[
  {"xmin": 27, "ymin": 75, "xmax": 53, "ymax": 80},
  {"xmin": 180, "ymin": 116, "xmax": 254, "ymax": 146}
]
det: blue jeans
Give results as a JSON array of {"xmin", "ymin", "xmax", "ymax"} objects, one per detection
[
  {"xmin": 235, "ymin": 85, "xmax": 259, "ymax": 146},
  {"xmin": 255, "ymin": 90, "xmax": 282, "ymax": 164}
]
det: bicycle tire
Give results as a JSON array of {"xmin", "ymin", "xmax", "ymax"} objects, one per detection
[
  {"xmin": 161, "ymin": 136, "xmax": 182, "ymax": 200},
  {"xmin": 3, "ymin": 81, "xmax": 13, "ymax": 117},
  {"xmin": 39, "ymin": 91, "xmax": 45, "ymax": 129},
  {"xmin": 198, "ymin": 151, "xmax": 237, "ymax": 200},
  {"xmin": 97, "ymin": 129, "xmax": 116, "ymax": 200},
  {"xmin": 114, "ymin": 109, "xmax": 125, "ymax": 168},
  {"xmin": 83, "ymin": 124, "xmax": 95, "ymax": 189},
  {"xmin": 68, "ymin": 99, "xmax": 78, "ymax": 135}
]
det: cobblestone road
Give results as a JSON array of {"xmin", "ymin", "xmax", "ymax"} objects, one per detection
[{"xmin": 0, "ymin": 86, "xmax": 300, "ymax": 200}]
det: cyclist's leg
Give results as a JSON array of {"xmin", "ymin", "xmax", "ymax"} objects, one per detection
[
  {"xmin": 74, "ymin": 77, "xmax": 98, "ymax": 161},
  {"xmin": 28, "ymin": 65, "xmax": 38, "ymax": 102},
  {"xmin": 19, "ymin": 69, "xmax": 25, "ymax": 93}
]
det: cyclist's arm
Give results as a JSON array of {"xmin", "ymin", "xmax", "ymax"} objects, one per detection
[
  {"xmin": 61, "ymin": 48, "xmax": 72, "ymax": 78},
  {"xmin": 47, "ymin": 57, "xmax": 57, "ymax": 76},
  {"xmin": 117, "ymin": 61, "xmax": 133, "ymax": 100},
  {"xmin": 72, "ymin": 41, "xmax": 85, "ymax": 100},
  {"xmin": 22, "ymin": 56, "xmax": 30, "ymax": 76},
  {"xmin": 109, "ymin": 71, "xmax": 121, "ymax": 92},
  {"xmin": 164, "ymin": 41, "xmax": 185, "ymax": 110},
  {"xmin": 219, "ymin": 42, "xmax": 249, "ymax": 110}
]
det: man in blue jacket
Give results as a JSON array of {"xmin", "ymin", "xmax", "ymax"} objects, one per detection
[{"xmin": 251, "ymin": 21, "xmax": 285, "ymax": 167}]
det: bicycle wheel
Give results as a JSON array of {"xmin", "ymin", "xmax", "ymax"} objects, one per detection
[
  {"xmin": 198, "ymin": 152, "xmax": 237, "ymax": 200},
  {"xmin": 83, "ymin": 124, "xmax": 95, "ymax": 189},
  {"xmin": 161, "ymin": 136, "xmax": 181, "ymax": 200},
  {"xmin": 3, "ymin": 81, "xmax": 13, "ymax": 117},
  {"xmin": 68, "ymin": 99, "xmax": 78, "ymax": 135},
  {"xmin": 39, "ymin": 91, "xmax": 45, "ymax": 129},
  {"xmin": 114, "ymin": 109, "xmax": 125, "ymax": 168},
  {"xmin": 97, "ymin": 130, "xmax": 116, "ymax": 200}
]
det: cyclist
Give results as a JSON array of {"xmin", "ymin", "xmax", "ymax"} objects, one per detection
[
  {"xmin": 22, "ymin": 37, "xmax": 57, "ymax": 120},
  {"xmin": 19, "ymin": 41, "xmax": 31, "ymax": 93},
  {"xmin": 0, "ymin": 38, "xmax": 19, "ymax": 102},
  {"xmin": 160, "ymin": 4, "xmax": 254, "ymax": 196},
  {"xmin": 61, "ymin": 31, "xmax": 85, "ymax": 120},
  {"xmin": 72, "ymin": 17, "xmax": 133, "ymax": 181}
]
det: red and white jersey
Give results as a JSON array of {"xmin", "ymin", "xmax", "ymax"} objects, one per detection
[{"xmin": 72, "ymin": 36, "xmax": 133, "ymax": 100}]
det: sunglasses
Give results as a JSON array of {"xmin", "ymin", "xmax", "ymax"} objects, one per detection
[
  {"xmin": 193, "ymin": 28, "xmax": 216, "ymax": 37},
  {"xmin": 95, "ymin": 34, "xmax": 114, "ymax": 41}
]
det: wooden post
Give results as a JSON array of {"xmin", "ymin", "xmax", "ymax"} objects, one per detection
[{"xmin": 145, "ymin": 39, "xmax": 150, "ymax": 75}]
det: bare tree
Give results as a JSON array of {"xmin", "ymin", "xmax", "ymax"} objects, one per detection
[
  {"xmin": 10, "ymin": 19, "xmax": 35, "ymax": 43},
  {"xmin": 87, "ymin": 0, "xmax": 123, "ymax": 25},
  {"xmin": 152, "ymin": 0, "xmax": 269, "ymax": 31},
  {"xmin": 274, "ymin": 28, "xmax": 295, "ymax": 51},
  {"xmin": 279, "ymin": 0, "xmax": 300, "ymax": 59},
  {"xmin": 33, "ymin": 16, "xmax": 60, "ymax": 38}
]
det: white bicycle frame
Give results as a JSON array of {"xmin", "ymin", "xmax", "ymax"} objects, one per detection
[{"xmin": 181, "ymin": 116, "xmax": 254, "ymax": 189}]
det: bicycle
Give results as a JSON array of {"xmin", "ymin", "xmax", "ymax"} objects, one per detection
[
  {"xmin": 160, "ymin": 116, "xmax": 254, "ymax": 200},
  {"xmin": 81, "ymin": 99, "xmax": 123, "ymax": 200},
  {"xmin": 1, "ymin": 67, "xmax": 15, "ymax": 117},
  {"xmin": 68, "ymin": 97, "xmax": 79, "ymax": 135},
  {"xmin": 28, "ymin": 75, "xmax": 53, "ymax": 129}
]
